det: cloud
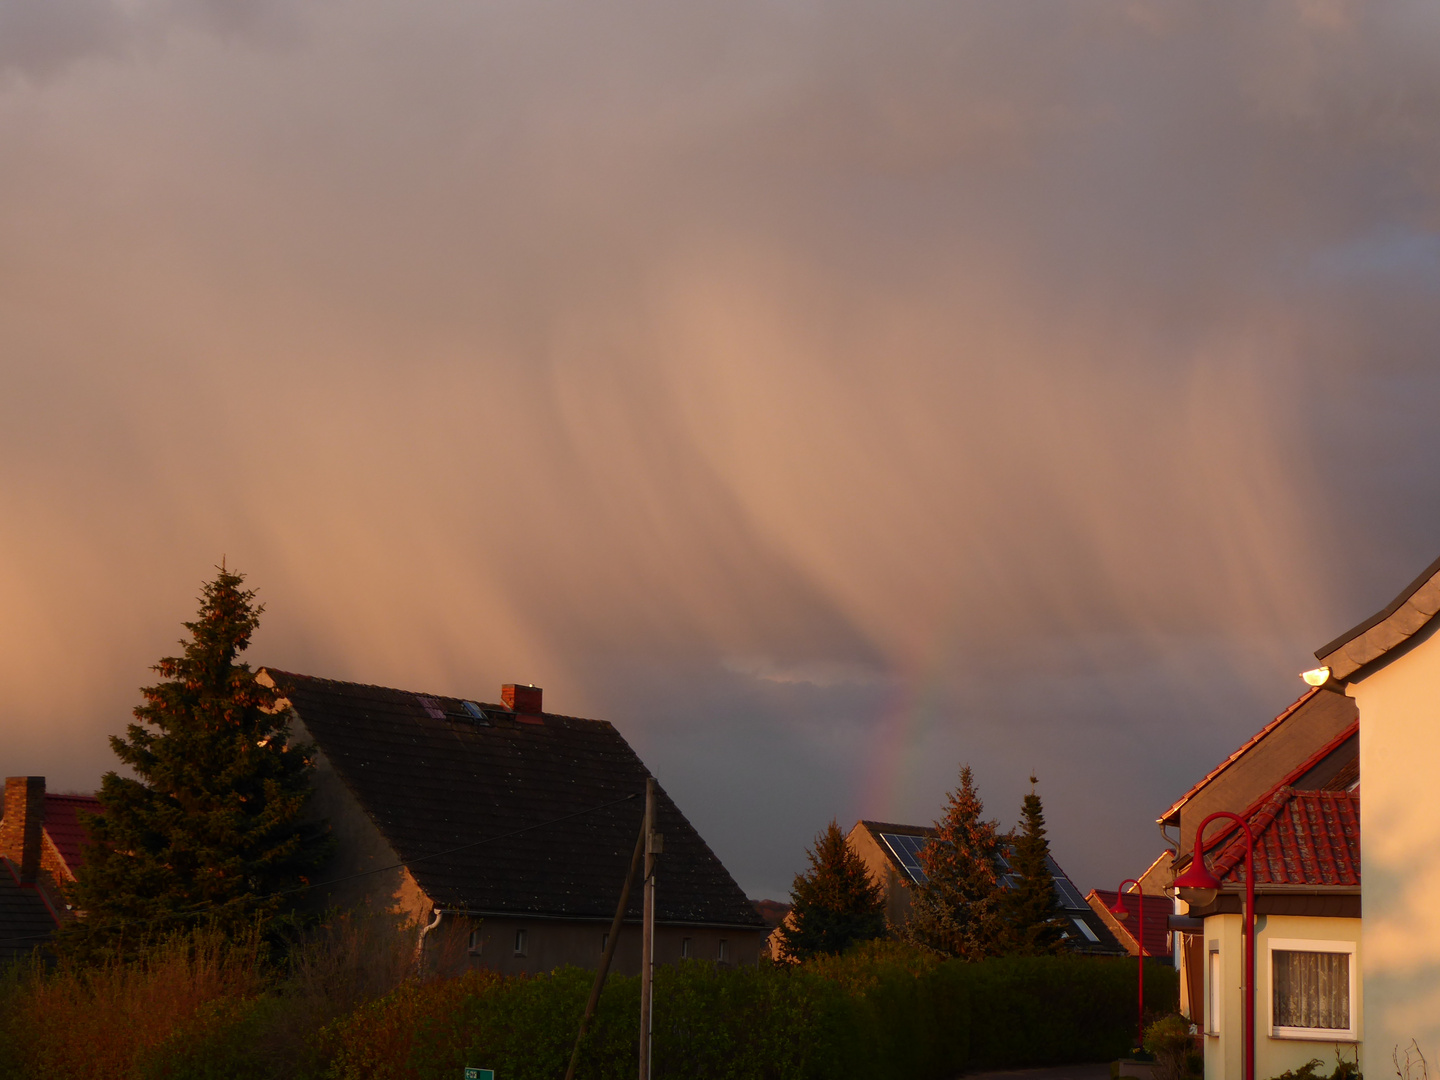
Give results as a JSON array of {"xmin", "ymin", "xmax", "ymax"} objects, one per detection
[{"xmin": 3, "ymin": 0, "xmax": 1440, "ymax": 897}]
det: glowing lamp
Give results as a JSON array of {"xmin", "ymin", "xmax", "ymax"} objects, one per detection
[{"xmin": 1301, "ymin": 666, "xmax": 1331, "ymax": 687}]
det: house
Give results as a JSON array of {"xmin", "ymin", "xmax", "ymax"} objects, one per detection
[
  {"xmin": 1159, "ymin": 698, "xmax": 1361, "ymax": 1080},
  {"xmin": 844, "ymin": 819, "xmax": 1123, "ymax": 953},
  {"xmin": 1086, "ymin": 885, "xmax": 1171, "ymax": 959},
  {"xmin": 0, "ymin": 776, "xmax": 102, "ymax": 962},
  {"xmin": 261, "ymin": 670, "xmax": 768, "ymax": 974},
  {"xmin": 1153, "ymin": 687, "xmax": 1359, "ymax": 1022},
  {"xmin": 1310, "ymin": 553, "xmax": 1440, "ymax": 1074}
]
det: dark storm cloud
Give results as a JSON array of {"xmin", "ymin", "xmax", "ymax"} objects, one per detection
[{"xmin": 4, "ymin": 0, "xmax": 1440, "ymax": 898}]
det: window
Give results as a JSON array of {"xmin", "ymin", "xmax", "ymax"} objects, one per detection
[
  {"xmin": 717, "ymin": 939, "xmax": 729, "ymax": 963},
  {"xmin": 468, "ymin": 929, "xmax": 483, "ymax": 956},
  {"xmin": 682, "ymin": 937, "xmax": 692, "ymax": 959},
  {"xmin": 600, "ymin": 933, "xmax": 609, "ymax": 954},
  {"xmin": 1269, "ymin": 940, "xmax": 1356, "ymax": 1040},
  {"xmin": 514, "ymin": 928, "xmax": 528, "ymax": 957},
  {"xmin": 1206, "ymin": 943, "xmax": 1221, "ymax": 1036}
]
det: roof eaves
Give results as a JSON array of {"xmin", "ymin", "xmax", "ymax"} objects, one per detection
[
  {"xmin": 1316, "ymin": 554, "xmax": 1440, "ymax": 680},
  {"xmin": 1156, "ymin": 687, "xmax": 1320, "ymax": 827}
]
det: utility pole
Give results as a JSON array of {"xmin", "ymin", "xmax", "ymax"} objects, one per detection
[
  {"xmin": 562, "ymin": 800, "xmax": 645, "ymax": 1080},
  {"xmin": 638, "ymin": 777, "xmax": 661, "ymax": 1080}
]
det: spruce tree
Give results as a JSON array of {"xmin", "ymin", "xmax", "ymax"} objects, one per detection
[
  {"xmin": 64, "ymin": 566, "xmax": 328, "ymax": 956},
  {"xmin": 775, "ymin": 820, "xmax": 886, "ymax": 961},
  {"xmin": 998, "ymin": 776, "xmax": 1067, "ymax": 956},
  {"xmin": 901, "ymin": 764, "xmax": 1003, "ymax": 960}
]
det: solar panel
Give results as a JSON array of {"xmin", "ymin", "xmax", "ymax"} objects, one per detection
[
  {"xmin": 415, "ymin": 694, "xmax": 446, "ymax": 720},
  {"xmin": 1044, "ymin": 856, "xmax": 1090, "ymax": 911},
  {"xmin": 878, "ymin": 832, "xmax": 930, "ymax": 885}
]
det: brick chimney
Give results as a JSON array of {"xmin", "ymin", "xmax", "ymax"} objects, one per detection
[
  {"xmin": 502, "ymin": 684, "xmax": 543, "ymax": 715},
  {"xmin": 1, "ymin": 777, "xmax": 46, "ymax": 885}
]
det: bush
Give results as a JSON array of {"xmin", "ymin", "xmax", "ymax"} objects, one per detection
[
  {"xmin": 1143, "ymin": 1013, "xmax": 1196, "ymax": 1080},
  {"xmin": 0, "ymin": 928, "xmax": 1179, "ymax": 1079}
]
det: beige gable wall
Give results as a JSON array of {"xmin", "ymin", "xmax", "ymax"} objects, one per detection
[
  {"xmin": 846, "ymin": 823, "xmax": 914, "ymax": 927},
  {"xmin": 1176, "ymin": 691, "xmax": 1356, "ymax": 857},
  {"xmin": 1346, "ymin": 628, "xmax": 1440, "ymax": 1076}
]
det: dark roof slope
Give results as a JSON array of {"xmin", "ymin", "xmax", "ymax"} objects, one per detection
[
  {"xmin": 267, "ymin": 670, "xmax": 763, "ymax": 929},
  {"xmin": 0, "ymin": 860, "xmax": 58, "ymax": 964},
  {"xmin": 1316, "ymin": 553, "xmax": 1440, "ymax": 680}
]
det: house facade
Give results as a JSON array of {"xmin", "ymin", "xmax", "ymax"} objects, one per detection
[
  {"xmin": 1312, "ymin": 553, "xmax": 1440, "ymax": 1074},
  {"xmin": 262, "ymin": 670, "xmax": 767, "ymax": 975},
  {"xmin": 1156, "ymin": 688, "xmax": 1362, "ymax": 1080},
  {"xmin": 845, "ymin": 818, "xmax": 1122, "ymax": 953},
  {"xmin": 0, "ymin": 777, "xmax": 102, "ymax": 962}
]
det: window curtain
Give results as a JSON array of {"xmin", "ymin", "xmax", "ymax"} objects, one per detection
[{"xmin": 1273, "ymin": 950, "xmax": 1349, "ymax": 1029}]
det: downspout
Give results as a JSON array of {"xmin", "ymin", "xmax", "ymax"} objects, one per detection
[
  {"xmin": 1158, "ymin": 820, "xmax": 1182, "ymax": 970},
  {"xmin": 415, "ymin": 907, "xmax": 444, "ymax": 974}
]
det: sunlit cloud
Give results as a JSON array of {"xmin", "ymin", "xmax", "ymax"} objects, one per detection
[{"xmin": 3, "ymin": 0, "xmax": 1440, "ymax": 897}]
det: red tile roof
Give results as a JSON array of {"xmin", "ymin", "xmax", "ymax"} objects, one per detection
[
  {"xmin": 1206, "ymin": 787, "xmax": 1359, "ymax": 888},
  {"xmin": 1089, "ymin": 888, "xmax": 1170, "ymax": 957},
  {"xmin": 44, "ymin": 794, "xmax": 101, "ymax": 873}
]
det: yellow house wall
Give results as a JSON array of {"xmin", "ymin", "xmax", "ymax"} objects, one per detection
[
  {"xmin": 1202, "ymin": 914, "xmax": 1361, "ymax": 1080},
  {"xmin": 1347, "ymin": 636, "xmax": 1440, "ymax": 1076}
]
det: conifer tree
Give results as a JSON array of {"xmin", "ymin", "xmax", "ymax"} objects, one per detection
[
  {"xmin": 64, "ymin": 566, "xmax": 328, "ymax": 956},
  {"xmin": 901, "ymin": 764, "xmax": 1003, "ymax": 960},
  {"xmin": 775, "ymin": 820, "xmax": 886, "ymax": 961},
  {"xmin": 998, "ymin": 776, "xmax": 1067, "ymax": 956}
]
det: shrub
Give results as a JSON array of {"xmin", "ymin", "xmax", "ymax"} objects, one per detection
[
  {"xmin": 0, "ymin": 928, "xmax": 262, "ymax": 1080},
  {"xmin": 1143, "ymin": 1013, "xmax": 1195, "ymax": 1080}
]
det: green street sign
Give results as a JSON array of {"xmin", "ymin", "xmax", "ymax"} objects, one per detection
[{"xmin": 463, "ymin": 1070, "xmax": 494, "ymax": 1080}]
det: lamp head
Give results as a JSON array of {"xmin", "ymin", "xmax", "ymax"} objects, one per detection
[
  {"xmin": 1301, "ymin": 666, "xmax": 1332, "ymax": 688},
  {"xmin": 1172, "ymin": 860, "xmax": 1222, "ymax": 908},
  {"xmin": 1109, "ymin": 892, "xmax": 1131, "ymax": 919}
]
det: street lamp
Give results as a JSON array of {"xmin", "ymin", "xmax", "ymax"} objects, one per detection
[
  {"xmin": 1172, "ymin": 811, "xmax": 1256, "ymax": 1080},
  {"xmin": 1108, "ymin": 879, "xmax": 1148, "ymax": 1050}
]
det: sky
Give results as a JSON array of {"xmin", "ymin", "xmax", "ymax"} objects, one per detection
[{"xmin": 3, "ymin": 0, "xmax": 1440, "ymax": 902}]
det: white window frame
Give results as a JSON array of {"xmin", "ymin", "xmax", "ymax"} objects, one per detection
[
  {"xmin": 514, "ymin": 928, "xmax": 528, "ymax": 957},
  {"xmin": 468, "ymin": 929, "xmax": 483, "ymax": 956},
  {"xmin": 1267, "ymin": 938, "xmax": 1357, "ymax": 1042},
  {"xmin": 1206, "ymin": 942, "xmax": 1221, "ymax": 1037}
]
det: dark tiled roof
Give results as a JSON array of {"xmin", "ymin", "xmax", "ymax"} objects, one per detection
[
  {"xmin": 0, "ymin": 860, "xmax": 58, "ymax": 964},
  {"xmin": 44, "ymin": 794, "xmax": 102, "ymax": 873},
  {"xmin": 268, "ymin": 670, "xmax": 764, "ymax": 929},
  {"xmin": 1090, "ymin": 889, "xmax": 1170, "ymax": 957},
  {"xmin": 1206, "ymin": 787, "xmax": 1360, "ymax": 888},
  {"xmin": 1315, "ymin": 552, "xmax": 1440, "ymax": 679},
  {"xmin": 858, "ymin": 819, "xmax": 936, "ymax": 838}
]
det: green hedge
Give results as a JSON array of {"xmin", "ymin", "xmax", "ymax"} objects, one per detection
[
  {"xmin": 352, "ymin": 947, "xmax": 1177, "ymax": 1080},
  {"xmin": 1, "ymin": 941, "xmax": 1177, "ymax": 1079}
]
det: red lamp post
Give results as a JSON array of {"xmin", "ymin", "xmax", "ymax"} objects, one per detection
[
  {"xmin": 1172, "ymin": 811, "xmax": 1256, "ymax": 1080},
  {"xmin": 1108, "ymin": 879, "xmax": 1147, "ymax": 1050}
]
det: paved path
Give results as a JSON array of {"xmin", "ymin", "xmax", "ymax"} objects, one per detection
[{"xmin": 960, "ymin": 1064, "xmax": 1112, "ymax": 1080}]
